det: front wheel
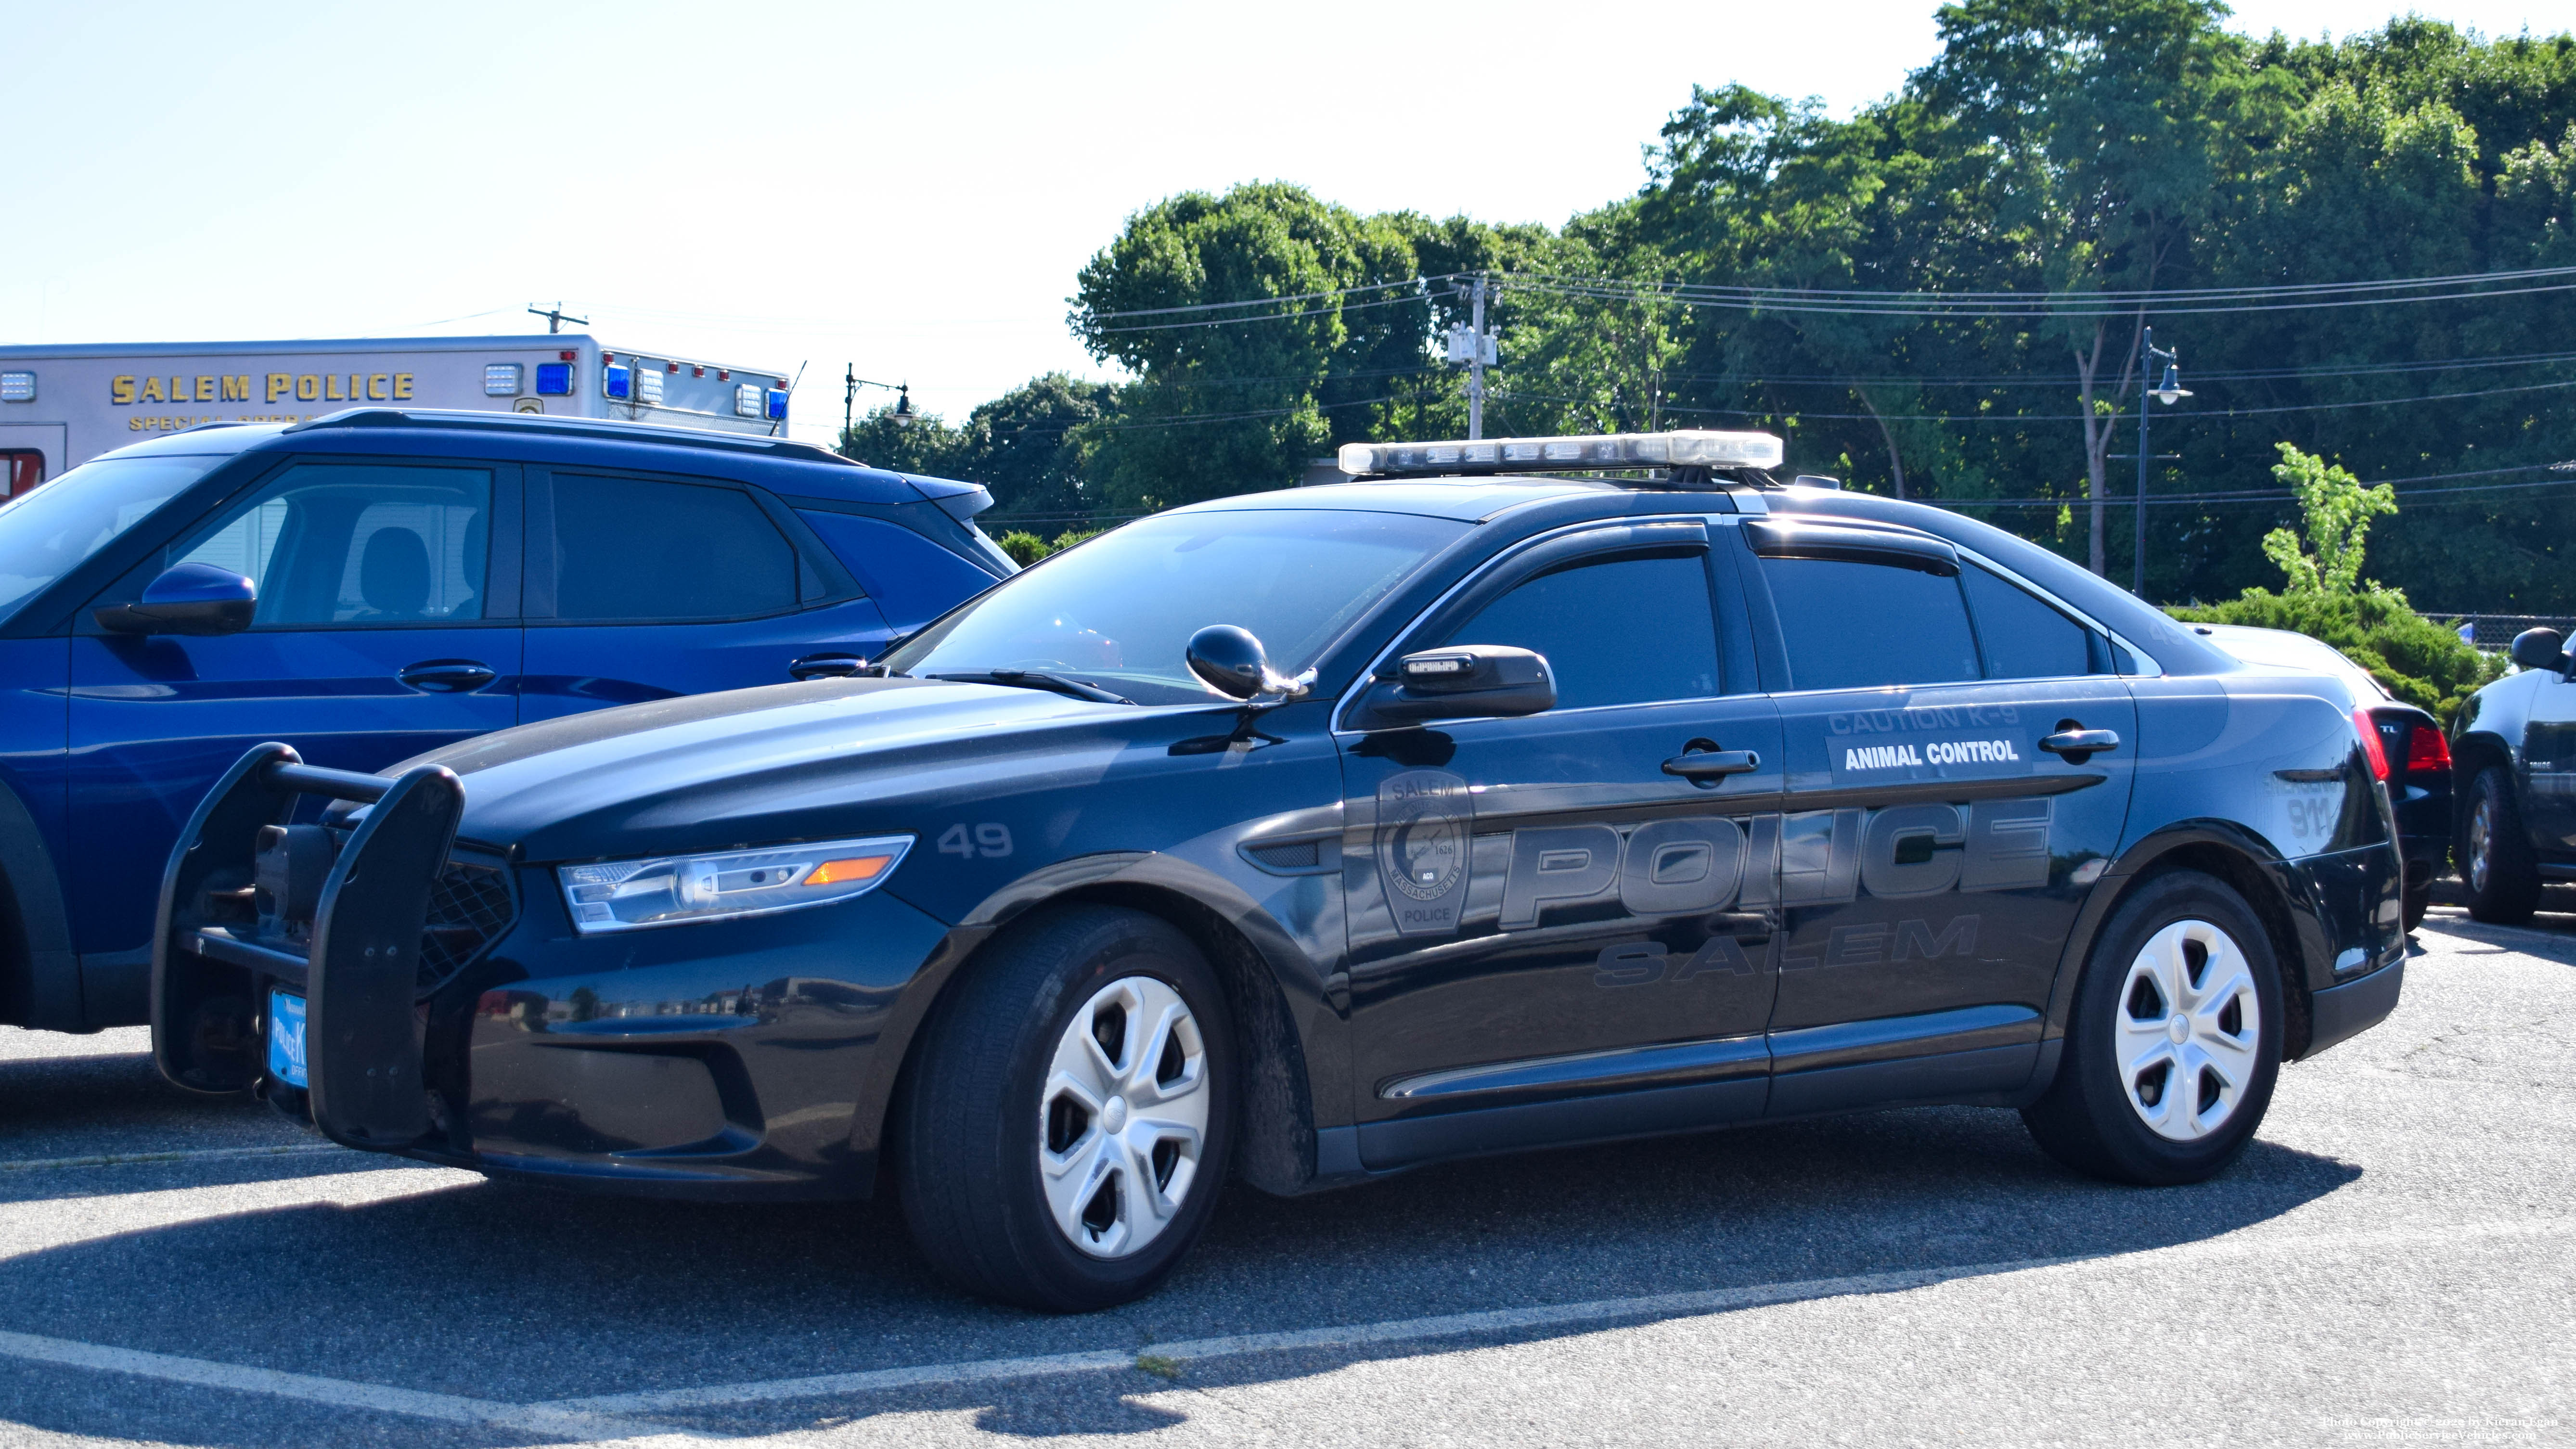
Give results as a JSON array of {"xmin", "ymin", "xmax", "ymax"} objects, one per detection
[
  {"xmin": 2459, "ymin": 766, "xmax": 2541, "ymax": 924},
  {"xmin": 893, "ymin": 905, "xmax": 1236, "ymax": 1312},
  {"xmin": 2022, "ymin": 871, "xmax": 2284, "ymax": 1186}
]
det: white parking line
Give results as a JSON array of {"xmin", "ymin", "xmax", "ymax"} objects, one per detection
[
  {"xmin": 0, "ymin": 1142, "xmax": 345, "ymax": 1172},
  {"xmin": 0, "ymin": 1329, "xmax": 702, "ymax": 1443},
  {"xmin": 0, "ymin": 1215, "xmax": 2564, "ymax": 1443}
]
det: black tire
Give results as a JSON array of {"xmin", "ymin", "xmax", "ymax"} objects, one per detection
[
  {"xmin": 2022, "ymin": 870, "xmax": 2284, "ymax": 1186},
  {"xmin": 2459, "ymin": 766, "xmax": 2541, "ymax": 924},
  {"xmin": 2401, "ymin": 877, "xmax": 2432, "ymax": 934},
  {"xmin": 893, "ymin": 905, "xmax": 1236, "ymax": 1312}
]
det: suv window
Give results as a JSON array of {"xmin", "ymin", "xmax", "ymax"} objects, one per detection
[
  {"xmin": 1760, "ymin": 556, "xmax": 1980, "ymax": 691},
  {"xmin": 1963, "ymin": 564, "xmax": 2093, "ymax": 680},
  {"xmin": 1447, "ymin": 553, "xmax": 1719, "ymax": 709},
  {"xmin": 550, "ymin": 474, "xmax": 797, "ymax": 622},
  {"xmin": 173, "ymin": 462, "xmax": 494, "ymax": 626}
]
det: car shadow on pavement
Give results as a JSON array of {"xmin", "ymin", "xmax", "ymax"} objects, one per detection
[{"xmin": 0, "ymin": 1097, "xmax": 2364, "ymax": 1446}]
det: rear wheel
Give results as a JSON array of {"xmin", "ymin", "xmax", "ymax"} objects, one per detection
[
  {"xmin": 893, "ymin": 905, "xmax": 1235, "ymax": 1312},
  {"xmin": 2460, "ymin": 766, "xmax": 2541, "ymax": 924},
  {"xmin": 2023, "ymin": 871, "xmax": 2283, "ymax": 1186}
]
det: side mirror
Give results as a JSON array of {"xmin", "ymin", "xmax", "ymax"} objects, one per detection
[
  {"xmin": 2510, "ymin": 627, "xmax": 2568, "ymax": 675},
  {"xmin": 1355, "ymin": 645, "xmax": 1556, "ymax": 730},
  {"xmin": 1185, "ymin": 624, "xmax": 1312, "ymax": 702},
  {"xmin": 94, "ymin": 563, "xmax": 257, "ymax": 637}
]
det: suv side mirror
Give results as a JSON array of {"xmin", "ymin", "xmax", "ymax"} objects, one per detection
[
  {"xmin": 1354, "ymin": 645, "xmax": 1556, "ymax": 730},
  {"xmin": 94, "ymin": 563, "xmax": 258, "ymax": 637},
  {"xmin": 2510, "ymin": 627, "xmax": 2568, "ymax": 675}
]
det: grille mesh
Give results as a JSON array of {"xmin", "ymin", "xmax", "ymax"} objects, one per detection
[{"xmin": 418, "ymin": 861, "xmax": 515, "ymax": 991}]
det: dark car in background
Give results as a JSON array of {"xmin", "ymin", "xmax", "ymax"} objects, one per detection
[
  {"xmin": 155, "ymin": 428, "xmax": 2407, "ymax": 1312},
  {"xmin": 2450, "ymin": 626, "xmax": 2576, "ymax": 922},
  {"xmin": 0, "ymin": 410, "xmax": 1009, "ymax": 1036},
  {"xmin": 2191, "ymin": 624, "xmax": 2450, "ymax": 930}
]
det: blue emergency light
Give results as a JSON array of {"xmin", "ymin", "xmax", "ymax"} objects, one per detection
[
  {"xmin": 766, "ymin": 388, "xmax": 789, "ymax": 421},
  {"xmin": 597, "ymin": 364, "xmax": 628, "ymax": 400},
  {"xmin": 537, "ymin": 363, "xmax": 575, "ymax": 397}
]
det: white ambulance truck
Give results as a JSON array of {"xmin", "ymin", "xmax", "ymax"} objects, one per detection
[{"xmin": 0, "ymin": 334, "xmax": 796, "ymax": 496}]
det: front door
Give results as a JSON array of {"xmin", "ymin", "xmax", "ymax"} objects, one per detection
[
  {"xmin": 520, "ymin": 468, "xmax": 891, "ymax": 722},
  {"xmin": 1745, "ymin": 544, "xmax": 2137, "ymax": 1113},
  {"xmin": 67, "ymin": 458, "xmax": 521, "ymax": 994},
  {"xmin": 1339, "ymin": 520, "xmax": 1785, "ymax": 1169}
]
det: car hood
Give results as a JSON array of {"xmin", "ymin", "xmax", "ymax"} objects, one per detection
[{"xmin": 394, "ymin": 678, "xmax": 1184, "ymax": 862}]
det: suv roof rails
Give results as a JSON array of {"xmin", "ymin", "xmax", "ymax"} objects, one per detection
[{"xmin": 280, "ymin": 408, "xmax": 859, "ymax": 467}]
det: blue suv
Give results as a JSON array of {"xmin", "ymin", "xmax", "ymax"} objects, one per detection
[{"xmin": 0, "ymin": 409, "xmax": 1011, "ymax": 1035}]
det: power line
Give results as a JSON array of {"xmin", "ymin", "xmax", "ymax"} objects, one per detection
[{"xmin": 1558, "ymin": 374, "xmax": 2576, "ymax": 423}]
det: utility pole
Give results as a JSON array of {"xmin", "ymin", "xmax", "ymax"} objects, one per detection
[
  {"xmin": 528, "ymin": 302, "xmax": 588, "ymax": 334},
  {"xmin": 1444, "ymin": 276, "xmax": 1499, "ymax": 439},
  {"xmin": 844, "ymin": 364, "xmax": 859, "ymax": 454},
  {"xmin": 1468, "ymin": 275, "xmax": 1488, "ymax": 441},
  {"xmin": 2135, "ymin": 325, "xmax": 2190, "ymax": 598}
]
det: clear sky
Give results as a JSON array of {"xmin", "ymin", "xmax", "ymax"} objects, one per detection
[{"xmin": 3, "ymin": 1, "xmax": 2563, "ymax": 442}]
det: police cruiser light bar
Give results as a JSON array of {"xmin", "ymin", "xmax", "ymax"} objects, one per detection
[{"xmin": 1338, "ymin": 429, "xmax": 1784, "ymax": 479}]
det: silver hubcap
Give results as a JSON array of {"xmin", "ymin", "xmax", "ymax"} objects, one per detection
[
  {"xmin": 1039, "ymin": 976, "xmax": 1210, "ymax": 1259},
  {"xmin": 2114, "ymin": 920, "xmax": 2260, "ymax": 1141},
  {"xmin": 2467, "ymin": 799, "xmax": 2493, "ymax": 892}
]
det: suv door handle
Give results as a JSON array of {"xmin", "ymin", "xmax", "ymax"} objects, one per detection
[
  {"xmin": 399, "ymin": 660, "xmax": 497, "ymax": 693},
  {"xmin": 2038, "ymin": 727, "xmax": 2121, "ymax": 761},
  {"xmin": 790, "ymin": 653, "xmax": 868, "ymax": 681},
  {"xmin": 1663, "ymin": 749, "xmax": 1760, "ymax": 780}
]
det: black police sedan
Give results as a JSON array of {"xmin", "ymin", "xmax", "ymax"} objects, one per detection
[{"xmin": 152, "ymin": 430, "xmax": 2407, "ymax": 1311}]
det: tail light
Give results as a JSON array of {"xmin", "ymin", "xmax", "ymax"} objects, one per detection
[
  {"xmin": 2353, "ymin": 707, "xmax": 2390, "ymax": 781},
  {"xmin": 2403, "ymin": 721, "xmax": 2451, "ymax": 775}
]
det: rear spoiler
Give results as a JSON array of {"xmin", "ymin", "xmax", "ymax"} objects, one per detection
[{"xmin": 151, "ymin": 743, "xmax": 463, "ymax": 1151}]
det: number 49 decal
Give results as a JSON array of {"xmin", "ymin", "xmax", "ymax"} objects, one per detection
[{"xmin": 938, "ymin": 823, "xmax": 1014, "ymax": 859}]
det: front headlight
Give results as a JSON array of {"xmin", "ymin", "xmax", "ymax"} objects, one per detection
[{"xmin": 557, "ymin": 835, "xmax": 912, "ymax": 934}]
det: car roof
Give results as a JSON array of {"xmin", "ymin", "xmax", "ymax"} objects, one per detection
[
  {"xmin": 1176, "ymin": 475, "xmax": 1626, "ymax": 523},
  {"xmin": 90, "ymin": 409, "xmax": 983, "ymax": 512}
]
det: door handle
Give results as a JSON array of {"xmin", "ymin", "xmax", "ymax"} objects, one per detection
[
  {"xmin": 1663, "ymin": 749, "xmax": 1760, "ymax": 780},
  {"xmin": 2038, "ymin": 727, "xmax": 2121, "ymax": 761},
  {"xmin": 789, "ymin": 653, "xmax": 868, "ymax": 681},
  {"xmin": 399, "ymin": 660, "xmax": 497, "ymax": 693}
]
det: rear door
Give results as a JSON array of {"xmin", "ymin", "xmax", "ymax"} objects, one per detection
[
  {"xmin": 1339, "ymin": 518, "xmax": 1785, "ymax": 1169},
  {"xmin": 67, "ymin": 457, "xmax": 522, "ymax": 974},
  {"xmin": 1741, "ymin": 528, "xmax": 2136, "ymax": 1113},
  {"xmin": 519, "ymin": 467, "xmax": 892, "ymax": 723}
]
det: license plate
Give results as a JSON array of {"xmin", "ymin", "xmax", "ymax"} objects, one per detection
[{"xmin": 267, "ymin": 990, "xmax": 308, "ymax": 1089}]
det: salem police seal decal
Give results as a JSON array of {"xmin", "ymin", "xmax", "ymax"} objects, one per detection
[{"xmin": 1378, "ymin": 769, "xmax": 1472, "ymax": 936}]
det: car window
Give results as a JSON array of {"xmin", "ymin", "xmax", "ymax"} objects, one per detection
[
  {"xmin": 0, "ymin": 453, "xmax": 226, "ymax": 624},
  {"xmin": 881, "ymin": 509, "xmax": 1469, "ymax": 705},
  {"xmin": 1760, "ymin": 556, "xmax": 1981, "ymax": 692},
  {"xmin": 1963, "ymin": 563, "xmax": 2093, "ymax": 680},
  {"xmin": 1446, "ymin": 553, "xmax": 1719, "ymax": 709},
  {"xmin": 171, "ymin": 462, "xmax": 493, "ymax": 627},
  {"xmin": 550, "ymin": 474, "xmax": 797, "ymax": 622}
]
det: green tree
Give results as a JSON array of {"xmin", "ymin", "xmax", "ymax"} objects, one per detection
[{"xmin": 2259, "ymin": 443, "xmax": 2397, "ymax": 593}]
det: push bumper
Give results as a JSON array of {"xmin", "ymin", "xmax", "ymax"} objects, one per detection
[{"xmin": 151, "ymin": 742, "xmax": 463, "ymax": 1150}]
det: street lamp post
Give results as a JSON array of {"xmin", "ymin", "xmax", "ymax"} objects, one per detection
[{"xmin": 2136, "ymin": 326, "xmax": 2191, "ymax": 598}]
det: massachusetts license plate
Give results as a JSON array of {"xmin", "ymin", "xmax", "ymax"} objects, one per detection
[{"xmin": 267, "ymin": 990, "xmax": 308, "ymax": 1089}]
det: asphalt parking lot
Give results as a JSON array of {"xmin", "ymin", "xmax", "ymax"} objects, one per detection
[{"xmin": 0, "ymin": 895, "xmax": 2569, "ymax": 1449}]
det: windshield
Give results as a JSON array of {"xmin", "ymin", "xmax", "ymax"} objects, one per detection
[
  {"xmin": 881, "ymin": 509, "xmax": 1470, "ymax": 704},
  {"xmin": 0, "ymin": 455, "xmax": 227, "ymax": 623}
]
